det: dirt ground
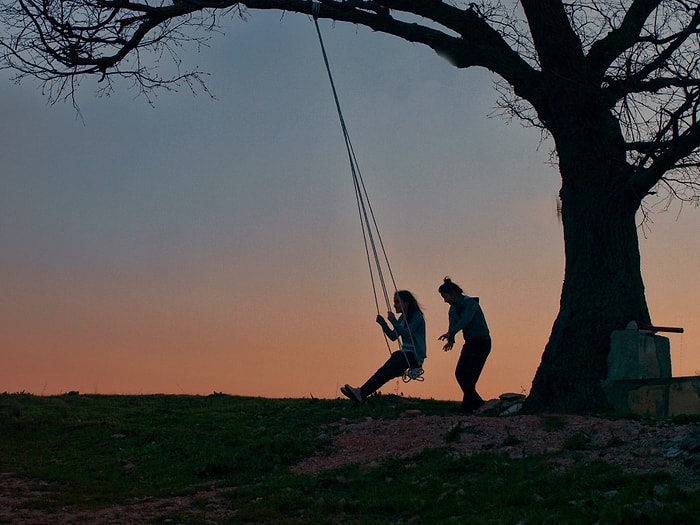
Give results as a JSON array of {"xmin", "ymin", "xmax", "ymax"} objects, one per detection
[
  {"xmin": 3, "ymin": 412, "xmax": 699, "ymax": 524},
  {"xmin": 292, "ymin": 412, "xmax": 700, "ymax": 482}
]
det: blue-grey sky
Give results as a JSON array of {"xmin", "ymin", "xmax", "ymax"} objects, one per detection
[{"xmin": 2, "ymin": 11, "xmax": 697, "ymax": 399}]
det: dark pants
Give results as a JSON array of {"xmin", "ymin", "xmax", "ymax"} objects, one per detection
[
  {"xmin": 361, "ymin": 350, "xmax": 419, "ymax": 399},
  {"xmin": 456, "ymin": 339, "xmax": 491, "ymax": 412}
]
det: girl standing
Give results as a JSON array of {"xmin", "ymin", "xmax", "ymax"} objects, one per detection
[{"xmin": 438, "ymin": 277, "xmax": 491, "ymax": 413}]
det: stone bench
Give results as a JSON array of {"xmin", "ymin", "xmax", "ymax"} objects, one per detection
[{"xmin": 602, "ymin": 325, "xmax": 700, "ymax": 418}]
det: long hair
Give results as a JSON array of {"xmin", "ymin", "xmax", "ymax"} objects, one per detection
[
  {"xmin": 394, "ymin": 290, "xmax": 422, "ymax": 320},
  {"xmin": 438, "ymin": 276, "xmax": 463, "ymax": 296}
]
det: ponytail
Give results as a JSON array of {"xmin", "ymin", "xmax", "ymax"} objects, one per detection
[{"xmin": 438, "ymin": 276, "xmax": 463, "ymax": 296}]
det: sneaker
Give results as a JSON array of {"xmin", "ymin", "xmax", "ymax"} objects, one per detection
[{"xmin": 342, "ymin": 384, "xmax": 363, "ymax": 403}]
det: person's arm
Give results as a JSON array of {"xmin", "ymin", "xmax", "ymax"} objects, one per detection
[
  {"xmin": 439, "ymin": 298, "xmax": 477, "ymax": 351},
  {"xmin": 389, "ymin": 314, "xmax": 409, "ymax": 338},
  {"xmin": 376, "ymin": 314, "xmax": 398, "ymax": 341},
  {"xmin": 447, "ymin": 297, "xmax": 478, "ymax": 339},
  {"xmin": 438, "ymin": 307, "xmax": 456, "ymax": 350}
]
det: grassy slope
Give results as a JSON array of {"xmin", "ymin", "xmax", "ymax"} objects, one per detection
[{"xmin": 1, "ymin": 393, "xmax": 698, "ymax": 524}]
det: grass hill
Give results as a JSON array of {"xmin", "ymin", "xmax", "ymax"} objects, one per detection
[{"xmin": 1, "ymin": 393, "xmax": 698, "ymax": 523}]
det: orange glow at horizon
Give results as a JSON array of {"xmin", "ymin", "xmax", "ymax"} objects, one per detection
[{"xmin": 2, "ymin": 211, "xmax": 698, "ymax": 403}]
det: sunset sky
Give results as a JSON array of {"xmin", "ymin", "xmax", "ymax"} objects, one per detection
[{"xmin": 2, "ymin": 12, "xmax": 698, "ymax": 402}]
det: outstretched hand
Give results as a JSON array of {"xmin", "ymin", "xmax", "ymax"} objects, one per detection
[
  {"xmin": 438, "ymin": 332, "xmax": 454, "ymax": 352},
  {"xmin": 376, "ymin": 314, "xmax": 384, "ymax": 324}
]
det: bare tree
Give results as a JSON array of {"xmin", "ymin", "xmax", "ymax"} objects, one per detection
[{"xmin": 3, "ymin": 0, "xmax": 699, "ymax": 413}]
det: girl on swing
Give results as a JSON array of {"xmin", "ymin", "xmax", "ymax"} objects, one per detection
[{"xmin": 341, "ymin": 290, "xmax": 426, "ymax": 403}]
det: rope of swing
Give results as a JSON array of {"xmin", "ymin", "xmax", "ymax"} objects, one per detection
[
  {"xmin": 312, "ymin": 5, "xmax": 422, "ymax": 382},
  {"xmin": 311, "ymin": 10, "xmax": 394, "ymax": 326}
]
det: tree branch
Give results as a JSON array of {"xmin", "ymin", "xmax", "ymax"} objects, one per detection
[{"xmin": 586, "ymin": 0, "xmax": 661, "ymax": 80}]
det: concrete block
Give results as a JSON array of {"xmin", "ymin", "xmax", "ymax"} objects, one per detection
[
  {"xmin": 668, "ymin": 378, "xmax": 700, "ymax": 417},
  {"xmin": 602, "ymin": 377, "xmax": 700, "ymax": 418},
  {"xmin": 609, "ymin": 330, "xmax": 671, "ymax": 380},
  {"xmin": 627, "ymin": 383, "xmax": 668, "ymax": 418}
]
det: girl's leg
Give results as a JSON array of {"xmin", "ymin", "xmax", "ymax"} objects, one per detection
[
  {"xmin": 360, "ymin": 351, "xmax": 417, "ymax": 399},
  {"xmin": 455, "ymin": 340, "xmax": 491, "ymax": 412}
]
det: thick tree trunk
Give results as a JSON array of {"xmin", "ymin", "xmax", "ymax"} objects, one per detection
[{"xmin": 524, "ymin": 132, "xmax": 651, "ymax": 414}]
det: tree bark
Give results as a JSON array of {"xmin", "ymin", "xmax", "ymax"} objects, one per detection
[{"xmin": 524, "ymin": 110, "xmax": 652, "ymax": 413}]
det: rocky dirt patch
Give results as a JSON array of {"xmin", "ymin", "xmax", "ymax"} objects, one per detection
[{"xmin": 292, "ymin": 412, "xmax": 700, "ymax": 487}]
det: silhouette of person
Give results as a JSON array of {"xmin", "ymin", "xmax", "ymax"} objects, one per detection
[
  {"xmin": 438, "ymin": 277, "xmax": 491, "ymax": 413},
  {"xmin": 341, "ymin": 290, "xmax": 426, "ymax": 403}
]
